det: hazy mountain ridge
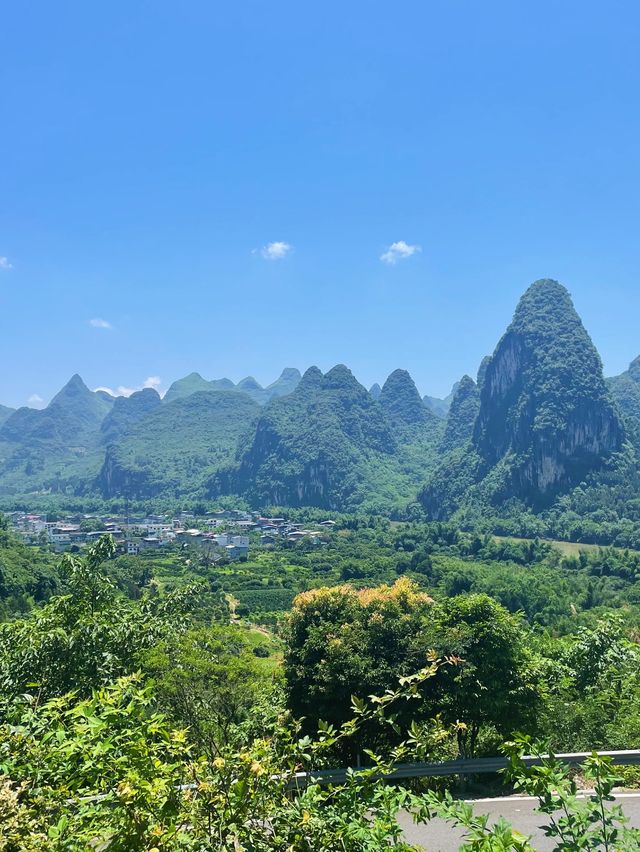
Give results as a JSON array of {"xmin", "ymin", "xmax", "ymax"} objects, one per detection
[
  {"xmin": 1, "ymin": 283, "xmax": 639, "ymax": 517},
  {"xmin": 163, "ymin": 367, "xmax": 302, "ymax": 406}
]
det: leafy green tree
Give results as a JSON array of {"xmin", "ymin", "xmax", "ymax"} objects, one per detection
[
  {"xmin": 428, "ymin": 594, "xmax": 542, "ymax": 757},
  {"xmin": 284, "ymin": 578, "xmax": 437, "ymax": 757},
  {"xmin": 142, "ymin": 625, "xmax": 274, "ymax": 759},
  {"xmin": 0, "ymin": 536, "xmax": 203, "ymax": 704}
]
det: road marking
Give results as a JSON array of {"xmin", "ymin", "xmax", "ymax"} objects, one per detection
[{"xmin": 464, "ymin": 792, "xmax": 640, "ymax": 804}]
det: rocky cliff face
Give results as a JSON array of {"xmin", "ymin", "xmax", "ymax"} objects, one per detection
[
  {"xmin": 421, "ymin": 280, "xmax": 625, "ymax": 515},
  {"xmin": 472, "ymin": 280, "xmax": 624, "ymax": 503}
]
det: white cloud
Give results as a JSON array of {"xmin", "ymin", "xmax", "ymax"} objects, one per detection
[
  {"xmin": 89, "ymin": 318, "xmax": 113, "ymax": 329},
  {"xmin": 28, "ymin": 394, "xmax": 44, "ymax": 406},
  {"xmin": 0, "ymin": 257, "xmax": 13, "ymax": 270},
  {"xmin": 259, "ymin": 241, "xmax": 293, "ymax": 260},
  {"xmin": 380, "ymin": 240, "xmax": 422, "ymax": 265},
  {"xmin": 93, "ymin": 376, "xmax": 163, "ymax": 398}
]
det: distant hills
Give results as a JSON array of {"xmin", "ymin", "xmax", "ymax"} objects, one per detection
[
  {"xmin": 97, "ymin": 390, "xmax": 261, "ymax": 499},
  {"xmin": 0, "ymin": 405, "xmax": 15, "ymax": 428},
  {"xmin": 1, "ymin": 280, "xmax": 639, "ymax": 524},
  {"xmin": 163, "ymin": 368, "xmax": 302, "ymax": 406},
  {"xmin": 210, "ymin": 365, "xmax": 443, "ymax": 511}
]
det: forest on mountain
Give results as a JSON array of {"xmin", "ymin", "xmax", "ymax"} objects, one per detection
[{"xmin": 2, "ymin": 280, "xmax": 640, "ymax": 546}]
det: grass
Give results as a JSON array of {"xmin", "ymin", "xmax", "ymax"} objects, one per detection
[{"xmin": 494, "ymin": 535, "xmax": 640, "ymax": 557}]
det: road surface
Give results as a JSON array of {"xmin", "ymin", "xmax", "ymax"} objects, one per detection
[{"xmin": 398, "ymin": 792, "xmax": 640, "ymax": 850}]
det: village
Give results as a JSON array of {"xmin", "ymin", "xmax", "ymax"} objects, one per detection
[{"xmin": 5, "ymin": 508, "xmax": 336, "ymax": 561}]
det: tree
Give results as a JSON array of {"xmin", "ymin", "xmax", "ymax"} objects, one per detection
[
  {"xmin": 428, "ymin": 594, "xmax": 541, "ymax": 757},
  {"xmin": 0, "ymin": 536, "xmax": 204, "ymax": 704},
  {"xmin": 284, "ymin": 578, "xmax": 437, "ymax": 757},
  {"xmin": 142, "ymin": 625, "xmax": 273, "ymax": 758}
]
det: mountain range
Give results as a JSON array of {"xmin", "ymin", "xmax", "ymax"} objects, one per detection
[{"xmin": 1, "ymin": 279, "xmax": 639, "ymax": 526}]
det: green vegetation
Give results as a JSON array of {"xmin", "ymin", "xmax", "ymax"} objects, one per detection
[
  {"xmin": 608, "ymin": 356, "xmax": 640, "ymax": 445},
  {"xmin": 2, "ymin": 282, "xmax": 640, "ymax": 544},
  {"xmin": 422, "ymin": 279, "xmax": 627, "ymax": 518},
  {"xmin": 439, "ymin": 374, "xmax": 480, "ymax": 454},
  {"xmin": 0, "ymin": 525, "xmax": 640, "ymax": 847},
  {"xmin": 0, "ymin": 515, "xmax": 58, "ymax": 619},
  {"xmin": 99, "ymin": 387, "xmax": 162, "ymax": 444},
  {"xmin": 97, "ymin": 391, "xmax": 261, "ymax": 499},
  {"xmin": 212, "ymin": 365, "xmax": 444, "ymax": 513}
]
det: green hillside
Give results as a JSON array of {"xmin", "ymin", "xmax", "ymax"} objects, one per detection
[
  {"xmin": 422, "ymin": 280, "xmax": 624, "ymax": 518},
  {"xmin": 97, "ymin": 390, "xmax": 261, "ymax": 498},
  {"xmin": 212, "ymin": 365, "xmax": 443, "ymax": 512},
  {"xmin": 608, "ymin": 356, "xmax": 640, "ymax": 444}
]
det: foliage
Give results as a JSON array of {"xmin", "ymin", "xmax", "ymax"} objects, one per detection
[
  {"xmin": 142, "ymin": 625, "xmax": 275, "ymax": 759},
  {"xmin": 0, "ymin": 517, "xmax": 59, "ymax": 620},
  {"xmin": 503, "ymin": 736, "xmax": 640, "ymax": 850},
  {"xmin": 0, "ymin": 537, "xmax": 210, "ymax": 704},
  {"xmin": 427, "ymin": 594, "xmax": 542, "ymax": 756},
  {"xmin": 0, "ymin": 528, "xmax": 639, "ymax": 847},
  {"xmin": 285, "ymin": 578, "xmax": 438, "ymax": 759}
]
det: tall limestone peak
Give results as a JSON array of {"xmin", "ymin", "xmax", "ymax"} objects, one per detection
[
  {"xmin": 0, "ymin": 374, "xmax": 111, "ymax": 445},
  {"xmin": 380, "ymin": 369, "xmax": 429, "ymax": 428},
  {"xmin": 50, "ymin": 373, "xmax": 94, "ymax": 405},
  {"xmin": 237, "ymin": 376, "xmax": 263, "ymax": 391},
  {"xmin": 440, "ymin": 375, "xmax": 480, "ymax": 453},
  {"xmin": 421, "ymin": 280, "xmax": 625, "ymax": 516},
  {"xmin": 264, "ymin": 368, "xmax": 302, "ymax": 400},
  {"xmin": 297, "ymin": 365, "xmax": 324, "ymax": 392},
  {"xmin": 473, "ymin": 279, "xmax": 624, "ymax": 503},
  {"xmin": 369, "ymin": 383, "xmax": 382, "ymax": 400},
  {"xmin": 323, "ymin": 363, "xmax": 364, "ymax": 392}
]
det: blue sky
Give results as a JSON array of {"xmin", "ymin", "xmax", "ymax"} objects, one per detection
[{"xmin": 2, "ymin": 1, "xmax": 640, "ymax": 408}]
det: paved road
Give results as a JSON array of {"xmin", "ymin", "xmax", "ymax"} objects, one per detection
[{"xmin": 398, "ymin": 792, "xmax": 640, "ymax": 850}]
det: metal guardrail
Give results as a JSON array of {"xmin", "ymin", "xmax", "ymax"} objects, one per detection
[
  {"xmin": 70, "ymin": 750, "xmax": 640, "ymax": 804},
  {"xmin": 288, "ymin": 749, "xmax": 640, "ymax": 788}
]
